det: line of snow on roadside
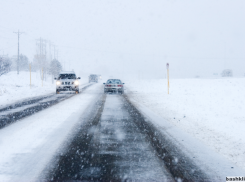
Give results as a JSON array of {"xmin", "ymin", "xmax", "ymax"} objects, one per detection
[
  {"xmin": 0, "ymin": 71, "xmax": 88, "ymax": 107},
  {"xmin": 0, "ymin": 83, "xmax": 102, "ymax": 182}
]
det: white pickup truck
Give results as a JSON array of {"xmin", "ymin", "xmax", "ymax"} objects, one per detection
[{"xmin": 55, "ymin": 71, "xmax": 81, "ymax": 94}]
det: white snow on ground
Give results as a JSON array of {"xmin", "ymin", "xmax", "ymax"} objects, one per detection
[
  {"xmin": 0, "ymin": 83, "xmax": 102, "ymax": 181},
  {"xmin": 0, "ymin": 71, "xmax": 88, "ymax": 106},
  {"xmin": 125, "ymin": 78, "xmax": 245, "ymax": 174}
]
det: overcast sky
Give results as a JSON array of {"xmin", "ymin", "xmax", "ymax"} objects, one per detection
[{"xmin": 0, "ymin": 0, "xmax": 245, "ymax": 78}]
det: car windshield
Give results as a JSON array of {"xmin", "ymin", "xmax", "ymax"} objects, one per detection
[
  {"xmin": 107, "ymin": 79, "xmax": 121, "ymax": 84},
  {"xmin": 58, "ymin": 74, "xmax": 76, "ymax": 79},
  {"xmin": 2, "ymin": 1, "xmax": 245, "ymax": 181}
]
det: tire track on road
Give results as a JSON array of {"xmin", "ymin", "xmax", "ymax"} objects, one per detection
[
  {"xmin": 123, "ymin": 94, "xmax": 210, "ymax": 181},
  {"xmin": 45, "ymin": 94, "xmax": 173, "ymax": 181}
]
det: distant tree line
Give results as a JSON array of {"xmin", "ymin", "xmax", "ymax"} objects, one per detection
[
  {"xmin": 0, "ymin": 56, "xmax": 12, "ymax": 76},
  {"xmin": 32, "ymin": 56, "xmax": 62, "ymax": 80},
  {"xmin": 11, "ymin": 54, "xmax": 29, "ymax": 71},
  {"xmin": 0, "ymin": 54, "xmax": 63, "ymax": 79},
  {"xmin": 49, "ymin": 59, "xmax": 62, "ymax": 77},
  {"xmin": 221, "ymin": 69, "xmax": 233, "ymax": 77}
]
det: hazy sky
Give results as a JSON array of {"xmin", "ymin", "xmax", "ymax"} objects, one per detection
[{"xmin": 0, "ymin": 0, "xmax": 245, "ymax": 78}]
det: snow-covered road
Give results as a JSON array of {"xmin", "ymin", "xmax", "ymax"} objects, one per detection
[
  {"xmin": 0, "ymin": 78, "xmax": 244, "ymax": 181},
  {"xmin": 45, "ymin": 94, "xmax": 173, "ymax": 181},
  {"xmin": 0, "ymin": 83, "xmax": 102, "ymax": 181}
]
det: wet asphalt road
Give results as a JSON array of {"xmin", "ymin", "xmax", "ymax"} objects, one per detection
[
  {"xmin": 97, "ymin": 95, "xmax": 172, "ymax": 180},
  {"xmin": 46, "ymin": 94, "xmax": 173, "ymax": 181}
]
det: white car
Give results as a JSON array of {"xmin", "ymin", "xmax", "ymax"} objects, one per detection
[
  {"xmin": 55, "ymin": 71, "xmax": 80, "ymax": 94},
  {"xmin": 103, "ymin": 79, "xmax": 124, "ymax": 94}
]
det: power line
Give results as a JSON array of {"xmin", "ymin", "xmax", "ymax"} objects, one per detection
[
  {"xmin": 0, "ymin": 25, "xmax": 14, "ymax": 30},
  {"xmin": 13, "ymin": 30, "xmax": 25, "ymax": 75}
]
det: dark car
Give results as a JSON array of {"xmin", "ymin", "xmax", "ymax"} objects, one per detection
[
  {"xmin": 89, "ymin": 74, "xmax": 98, "ymax": 83},
  {"xmin": 103, "ymin": 79, "xmax": 124, "ymax": 94}
]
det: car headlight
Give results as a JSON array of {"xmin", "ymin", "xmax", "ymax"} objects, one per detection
[
  {"xmin": 56, "ymin": 81, "xmax": 61, "ymax": 85},
  {"xmin": 74, "ymin": 80, "xmax": 79, "ymax": 85}
]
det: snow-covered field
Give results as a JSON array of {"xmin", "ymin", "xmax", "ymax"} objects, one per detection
[
  {"xmin": 125, "ymin": 78, "xmax": 245, "ymax": 171},
  {"xmin": 0, "ymin": 71, "xmax": 88, "ymax": 106}
]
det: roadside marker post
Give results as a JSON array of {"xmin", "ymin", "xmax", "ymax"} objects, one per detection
[{"xmin": 166, "ymin": 63, "xmax": 169, "ymax": 94}]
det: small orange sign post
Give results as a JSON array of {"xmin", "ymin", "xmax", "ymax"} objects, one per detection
[{"xmin": 166, "ymin": 63, "xmax": 169, "ymax": 94}]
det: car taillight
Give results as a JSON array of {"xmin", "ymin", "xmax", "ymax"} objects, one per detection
[
  {"xmin": 107, "ymin": 85, "xmax": 111, "ymax": 87},
  {"xmin": 118, "ymin": 85, "xmax": 123, "ymax": 87}
]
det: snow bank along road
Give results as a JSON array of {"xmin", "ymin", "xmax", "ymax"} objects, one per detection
[
  {"xmin": 0, "ymin": 82, "xmax": 243, "ymax": 181},
  {"xmin": 0, "ymin": 83, "xmax": 101, "ymax": 181},
  {"xmin": 0, "ymin": 83, "xmax": 92, "ymax": 129},
  {"xmin": 126, "ymin": 78, "xmax": 245, "ymax": 172}
]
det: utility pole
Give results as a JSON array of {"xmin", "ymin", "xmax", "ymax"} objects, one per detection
[
  {"xmin": 49, "ymin": 41, "xmax": 52, "ymax": 60},
  {"xmin": 53, "ymin": 44, "xmax": 56, "ymax": 59},
  {"xmin": 56, "ymin": 49, "xmax": 59, "ymax": 60},
  {"xmin": 36, "ymin": 38, "xmax": 47, "ymax": 80},
  {"xmin": 13, "ymin": 30, "xmax": 24, "ymax": 75}
]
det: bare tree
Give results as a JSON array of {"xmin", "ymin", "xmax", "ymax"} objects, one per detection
[
  {"xmin": 221, "ymin": 69, "xmax": 233, "ymax": 77},
  {"xmin": 0, "ymin": 56, "xmax": 12, "ymax": 76},
  {"xmin": 49, "ymin": 59, "xmax": 62, "ymax": 82}
]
